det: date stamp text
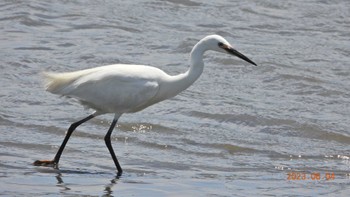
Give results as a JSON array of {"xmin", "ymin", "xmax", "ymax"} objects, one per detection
[{"xmin": 287, "ymin": 172, "xmax": 335, "ymax": 181}]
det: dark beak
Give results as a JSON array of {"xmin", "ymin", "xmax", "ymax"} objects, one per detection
[{"xmin": 222, "ymin": 44, "xmax": 257, "ymax": 66}]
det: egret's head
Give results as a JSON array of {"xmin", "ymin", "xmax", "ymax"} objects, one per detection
[{"xmin": 202, "ymin": 35, "xmax": 257, "ymax": 66}]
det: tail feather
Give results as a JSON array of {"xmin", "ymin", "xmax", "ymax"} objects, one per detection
[
  {"xmin": 42, "ymin": 68, "xmax": 96, "ymax": 94},
  {"xmin": 42, "ymin": 72, "xmax": 74, "ymax": 94}
]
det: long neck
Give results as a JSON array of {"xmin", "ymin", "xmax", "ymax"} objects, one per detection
[
  {"xmin": 188, "ymin": 42, "xmax": 205, "ymax": 83},
  {"xmin": 164, "ymin": 42, "xmax": 206, "ymax": 98}
]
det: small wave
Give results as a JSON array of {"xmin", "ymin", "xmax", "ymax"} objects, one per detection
[
  {"xmin": 180, "ymin": 138, "xmax": 257, "ymax": 154},
  {"xmin": 14, "ymin": 47, "xmax": 53, "ymax": 51}
]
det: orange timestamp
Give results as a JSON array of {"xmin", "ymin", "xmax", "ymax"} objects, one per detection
[{"xmin": 287, "ymin": 172, "xmax": 335, "ymax": 181}]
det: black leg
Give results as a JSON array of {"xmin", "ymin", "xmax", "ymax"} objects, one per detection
[
  {"xmin": 104, "ymin": 118, "xmax": 123, "ymax": 176},
  {"xmin": 34, "ymin": 114, "xmax": 95, "ymax": 167},
  {"xmin": 53, "ymin": 114, "xmax": 95, "ymax": 165}
]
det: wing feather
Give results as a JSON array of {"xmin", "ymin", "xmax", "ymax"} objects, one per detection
[{"xmin": 43, "ymin": 65, "xmax": 163, "ymax": 113}]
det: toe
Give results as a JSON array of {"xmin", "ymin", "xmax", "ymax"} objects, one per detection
[{"xmin": 33, "ymin": 160, "xmax": 55, "ymax": 167}]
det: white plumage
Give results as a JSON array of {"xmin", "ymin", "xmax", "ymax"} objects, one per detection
[
  {"xmin": 44, "ymin": 65, "xmax": 164, "ymax": 113},
  {"xmin": 34, "ymin": 35, "xmax": 257, "ymax": 175}
]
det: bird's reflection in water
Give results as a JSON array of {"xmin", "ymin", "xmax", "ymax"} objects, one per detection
[
  {"xmin": 55, "ymin": 173, "xmax": 71, "ymax": 192},
  {"xmin": 104, "ymin": 175, "xmax": 120, "ymax": 196},
  {"xmin": 53, "ymin": 170, "xmax": 121, "ymax": 196}
]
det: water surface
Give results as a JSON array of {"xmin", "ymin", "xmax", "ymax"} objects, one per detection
[{"xmin": 1, "ymin": 0, "xmax": 349, "ymax": 196}]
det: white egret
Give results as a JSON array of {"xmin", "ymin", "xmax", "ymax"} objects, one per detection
[{"xmin": 34, "ymin": 35, "xmax": 257, "ymax": 176}]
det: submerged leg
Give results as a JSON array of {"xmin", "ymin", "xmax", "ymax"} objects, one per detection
[
  {"xmin": 34, "ymin": 114, "xmax": 95, "ymax": 167},
  {"xmin": 104, "ymin": 118, "xmax": 123, "ymax": 176}
]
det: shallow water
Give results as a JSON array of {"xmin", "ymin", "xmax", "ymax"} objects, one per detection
[{"xmin": 1, "ymin": 0, "xmax": 350, "ymax": 196}]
